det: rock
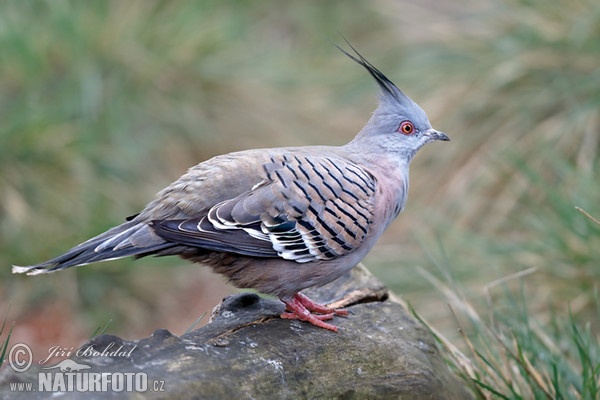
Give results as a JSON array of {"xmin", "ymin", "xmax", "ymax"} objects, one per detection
[{"xmin": 0, "ymin": 264, "xmax": 472, "ymax": 399}]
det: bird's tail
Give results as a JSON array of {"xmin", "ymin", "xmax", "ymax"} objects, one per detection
[{"xmin": 12, "ymin": 221, "xmax": 172, "ymax": 276}]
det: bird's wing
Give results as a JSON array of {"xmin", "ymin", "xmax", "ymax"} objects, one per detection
[{"xmin": 151, "ymin": 153, "xmax": 377, "ymax": 262}]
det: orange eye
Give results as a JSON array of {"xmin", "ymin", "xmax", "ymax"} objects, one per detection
[{"xmin": 399, "ymin": 121, "xmax": 414, "ymax": 135}]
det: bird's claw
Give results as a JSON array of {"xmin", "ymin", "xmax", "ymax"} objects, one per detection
[{"xmin": 281, "ymin": 293, "xmax": 348, "ymax": 332}]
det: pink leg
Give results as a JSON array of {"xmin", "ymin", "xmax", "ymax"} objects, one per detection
[
  {"xmin": 294, "ymin": 293, "xmax": 349, "ymax": 316},
  {"xmin": 280, "ymin": 293, "xmax": 348, "ymax": 332}
]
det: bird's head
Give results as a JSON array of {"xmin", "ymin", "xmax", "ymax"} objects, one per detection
[{"xmin": 339, "ymin": 43, "xmax": 449, "ymax": 160}]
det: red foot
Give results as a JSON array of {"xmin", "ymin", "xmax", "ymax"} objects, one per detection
[{"xmin": 280, "ymin": 293, "xmax": 348, "ymax": 332}]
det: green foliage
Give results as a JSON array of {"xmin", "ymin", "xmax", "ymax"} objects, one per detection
[
  {"xmin": 418, "ymin": 272, "xmax": 600, "ymax": 399},
  {"xmin": 0, "ymin": 308, "xmax": 15, "ymax": 370}
]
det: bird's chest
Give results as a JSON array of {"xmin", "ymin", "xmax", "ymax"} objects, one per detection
[{"xmin": 375, "ymin": 167, "xmax": 409, "ymax": 230}]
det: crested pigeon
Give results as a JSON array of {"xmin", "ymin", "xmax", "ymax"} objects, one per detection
[{"xmin": 13, "ymin": 45, "xmax": 449, "ymax": 332}]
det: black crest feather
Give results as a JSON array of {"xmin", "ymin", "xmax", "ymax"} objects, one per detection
[{"xmin": 335, "ymin": 39, "xmax": 404, "ymax": 102}]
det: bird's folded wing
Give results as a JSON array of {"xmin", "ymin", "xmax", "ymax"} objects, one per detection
[{"xmin": 151, "ymin": 154, "xmax": 376, "ymax": 262}]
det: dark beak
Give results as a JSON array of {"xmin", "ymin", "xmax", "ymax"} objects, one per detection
[{"xmin": 426, "ymin": 129, "xmax": 450, "ymax": 142}]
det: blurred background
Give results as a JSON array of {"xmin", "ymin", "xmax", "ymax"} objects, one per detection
[{"xmin": 1, "ymin": 0, "xmax": 598, "ymax": 389}]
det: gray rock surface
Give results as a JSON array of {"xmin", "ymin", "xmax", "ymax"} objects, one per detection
[{"xmin": 0, "ymin": 264, "xmax": 472, "ymax": 399}]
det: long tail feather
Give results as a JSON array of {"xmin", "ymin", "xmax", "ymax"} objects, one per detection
[{"xmin": 12, "ymin": 221, "xmax": 172, "ymax": 276}]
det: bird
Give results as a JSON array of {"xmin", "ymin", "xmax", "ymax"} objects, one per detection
[{"xmin": 13, "ymin": 44, "xmax": 449, "ymax": 332}]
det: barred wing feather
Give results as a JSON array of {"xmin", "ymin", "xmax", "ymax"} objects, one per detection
[{"xmin": 151, "ymin": 154, "xmax": 376, "ymax": 263}]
